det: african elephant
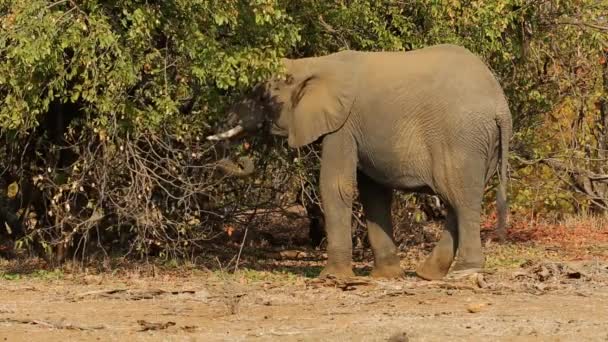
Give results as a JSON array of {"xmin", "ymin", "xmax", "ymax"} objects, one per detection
[{"xmin": 207, "ymin": 44, "xmax": 512, "ymax": 280}]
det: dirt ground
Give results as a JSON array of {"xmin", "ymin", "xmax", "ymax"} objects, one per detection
[
  {"xmin": 1, "ymin": 256, "xmax": 608, "ymax": 341},
  {"xmin": 1, "ymin": 219, "xmax": 608, "ymax": 341}
]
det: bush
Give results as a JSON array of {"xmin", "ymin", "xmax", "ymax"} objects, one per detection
[{"xmin": 0, "ymin": 0, "xmax": 300, "ymax": 259}]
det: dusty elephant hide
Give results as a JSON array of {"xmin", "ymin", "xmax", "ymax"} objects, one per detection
[{"xmin": 208, "ymin": 44, "xmax": 512, "ymax": 280}]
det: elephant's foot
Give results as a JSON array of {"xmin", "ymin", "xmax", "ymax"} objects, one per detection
[
  {"xmin": 415, "ymin": 247, "xmax": 455, "ymax": 281},
  {"xmin": 445, "ymin": 268, "xmax": 484, "ymax": 280},
  {"xmin": 371, "ymin": 259, "xmax": 403, "ymax": 279},
  {"xmin": 320, "ymin": 264, "xmax": 355, "ymax": 278},
  {"xmin": 451, "ymin": 259, "xmax": 484, "ymax": 272},
  {"xmin": 415, "ymin": 259, "xmax": 451, "ymax": 281},
  {"xmin": 447, "ymin": 259, "xmax": 485, "ymax": 279}
]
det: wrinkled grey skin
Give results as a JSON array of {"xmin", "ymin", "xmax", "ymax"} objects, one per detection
[{"xmin": 208, "ymin": 44, "xmax": 512, "ymax": 280}]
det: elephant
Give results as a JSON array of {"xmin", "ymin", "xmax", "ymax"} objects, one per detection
[{"xmin": 207, "ymin": 44, "xmax": 512, "ymax": 280}]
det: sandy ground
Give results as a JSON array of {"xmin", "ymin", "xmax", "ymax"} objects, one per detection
[
  {"xmin": 2, "ymin": 215, "xmax": 608, "ymax": 341},
  {"xmin": 1, "ymin": 256, "xmax": 607, "ymax": 342}
]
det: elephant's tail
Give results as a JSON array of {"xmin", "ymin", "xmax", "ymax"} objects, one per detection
[{"xmin": 495, "ymin": 100, "xmax": 512, "ymax": 242}]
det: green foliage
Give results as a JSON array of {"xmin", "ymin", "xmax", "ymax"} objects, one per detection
[
  {"xmin": 0, "ymin": 0, "xmax": 300, "ymax": 133},
  {"xmin": 0, "ymin": 268, "xmax": 63, "ymax": 280}
]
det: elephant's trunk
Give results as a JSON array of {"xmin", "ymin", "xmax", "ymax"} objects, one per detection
[
  {"xmin": 214, "ymin": 156, "xmax": 255, "ymax": 177},
  {"xmin": 206, "ymin": 124, "xmax": 244, "ymax": 141}
]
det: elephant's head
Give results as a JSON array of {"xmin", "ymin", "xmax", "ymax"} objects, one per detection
[{"xmin": 207, "ymin": 54, "xmax": 356, "ymax": 148}]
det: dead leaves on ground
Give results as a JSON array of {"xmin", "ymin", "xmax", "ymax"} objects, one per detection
[
  {"xmin": 1, "ymin": 317, "xmax": 199, "ymax": 333},
  {"xmin": 306, "ymin": 275, "xmax": 373, "ymax": 291},
  {"xmin": 304, "ymin": 260, "xmax": 606, "ymax": 297},
  {"xmin": 72, "ymin": 288, "xmax": 208, "ymax": 301},
  {"xmin": 0, "ymin": 318, "xmax": 105, "ymax": 331},
  {"xmin": 137, "ymin": 320, "xmax": 176, "ymax": 332},
  {"xmin": 306, "ymin": 273, "xmax": 490, "ymax": 294},
  {"xmin": 513, "ymin": 261, "xmax": 592, "ymax": 282}
]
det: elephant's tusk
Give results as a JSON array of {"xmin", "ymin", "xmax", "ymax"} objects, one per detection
[{"xmin": 206, "ymin": 125, "xmax": 244, "ymax": 141}]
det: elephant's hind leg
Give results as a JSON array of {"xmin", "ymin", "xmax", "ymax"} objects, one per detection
[
  {"xmin": 415, "ymin": 206, "xmax": 458, "ymax": 280},
  {"xmin": 416, "ymin": 152, "xmax": 487, "ymax": 280},
  {"xmin": 358, "ymin": 173, "xmax": 403, "ymax": 279},
  {"xmin": 444, "ymin": 176, "xmax": 486, "ymax": 275},
  {"xmin": 450, "ymin": 199, "xmax": 485, "ymax": 273}
]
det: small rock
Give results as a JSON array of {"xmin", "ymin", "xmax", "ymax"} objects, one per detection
[
  {"xmin": 387, "ymin": 332, "xmax": 409, "ymax": 342},
  {"xmin": 466, "ymin": 303, "xmax": 487, "ymax": 313},
  {"xmin": 194, "ymin": 289, "xmax": 210, "ymax": 301}
]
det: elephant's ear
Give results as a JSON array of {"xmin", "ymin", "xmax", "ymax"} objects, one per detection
[{"xmin": 287, "ymin": 59, "xmax": 355, "ymax": 148}]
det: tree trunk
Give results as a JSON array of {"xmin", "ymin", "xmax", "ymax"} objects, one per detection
[{"xmin": 600, "ymin": 48, "xmax": 608, "ymax": 172}]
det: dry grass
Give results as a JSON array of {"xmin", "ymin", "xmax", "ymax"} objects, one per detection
[
  {"xmin": 481, "ymin": 213, "xmax": 608, "ymax": 263},
  {"xmin": 2, "ymin": 213, "xmax": 607, "ymax": 284}
]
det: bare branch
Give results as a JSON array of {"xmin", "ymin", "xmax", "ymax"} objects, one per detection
[
  {"xmin": 318, "ymin": 15, "xmax": 350, "ymax": 50},
  {"xmin": 554, "ymin": 20, "xmax": 608, "ymax": 32}
]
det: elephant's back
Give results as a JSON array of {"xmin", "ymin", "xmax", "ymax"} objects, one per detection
[
  {"xmin": 352, "ymin": 45, "xmax": 503, "ymax": 191},
  {"xmin": 353, "ymin": 45, "xmax": 502, "ymax": 126},
  {"xmin": 356, "ymin": 45, "xmax": 498, "ymax": 92}
]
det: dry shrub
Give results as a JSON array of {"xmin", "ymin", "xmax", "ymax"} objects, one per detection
[{"xmin": 1, "ymin": 128, "xmax": 281, "ymax": 261}]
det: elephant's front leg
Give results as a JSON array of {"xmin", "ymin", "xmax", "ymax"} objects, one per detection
[
  {"xmin": 358, "ymin": 172, "xmax": 403, "ymax": 278},
  {"xmin": 318, "ymin": 132, "xmax": 357, "ymax": 278}
]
